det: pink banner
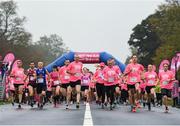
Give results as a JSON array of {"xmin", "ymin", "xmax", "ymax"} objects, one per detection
[
  {"xmin": 159, "ymin": 59, "xmax": 170, "ymax": 73},
  {"xmin": 75, "ymin": 52, "xmax": 100, "ymax": 63},
  {"xmin": 176, "ymin": 52, "xmax": 180, "ymax": 71},
  {"xmin": 170, "ymin": 56, "xmax": 176, "ymax": 76},
  {"xmin": 3, "ymin": 53, "xmax": 15, "ymax": 69},
  {"xmin": 3, "ymin": 53, "xmax": 15, "ymax": 63}
]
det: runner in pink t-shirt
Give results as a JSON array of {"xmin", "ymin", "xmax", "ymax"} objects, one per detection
[
  {"xmin": 67, "ymin": 55, "xmax": 83, "ymax": 109},
  {"xmin": 10, "ymin": 60, "xmax": 26, "ymax": 109},
  {"xmin": 111, "ymin": 58, "xmax": 122, "ymax": 105},
  {"xmin": 120, "ymin": 76, "xmax": 128, "ymax": 105},
  {"xmin": 93, "ymin": 62, "xmax": 106, "ymax": 107},
  {"xmin": 158, "ymin": 63, "xmax": 175, "ymax": 113},
  {"xmin": 81, "ymin": 67, "xmax": 91, "ymax": 104},
  {"xmin": 103, "ymin": 59, "xmax": 119, "ymax": 110},
  {"xmin": 144, "ymin": 64, "xmax": 158, "ymax": 111},
  {"xmin": 123, "ymin": 55, "xmax": 144, "ymax": 112},
  {"xmin": 58, "ymin": 60, "xmax": 71, "ymax": 109},
  {"xmin": 50, "ymin": 65, "xmax": 61, "ymax": 107}
]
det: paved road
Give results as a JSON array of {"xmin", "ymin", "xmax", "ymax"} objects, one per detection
[{"xmin": 0, "ymin": 102, "xmax": 180, "ymax": 125}]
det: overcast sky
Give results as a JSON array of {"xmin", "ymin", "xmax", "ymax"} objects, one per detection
[{"xmin": 13, "ymin": 0, "xmax": 164, "ymax": 64}]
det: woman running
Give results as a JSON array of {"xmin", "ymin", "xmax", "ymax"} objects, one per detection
[
  {"xmin": 10, "ymin": 60, "xmax": 26, "ymax": 109},
  {"xmin": 50, "ymin": 65, "xmax": 61, "ymax": 107},
  {"xmin": 94, "ymin": 62, "xmax": 106, "ymax": 108},
  {"xmin": 143, "ymin": 64, "xmax": 158, "ymax": 111},
  {"xmin": 81, "ymin": 67, "xmax": 91, "ymax": 104}
]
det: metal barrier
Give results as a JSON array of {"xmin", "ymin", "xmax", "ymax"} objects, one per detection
[{"xmin": 0, "ymin": 74, "xmax": 6, "ymax": 100}]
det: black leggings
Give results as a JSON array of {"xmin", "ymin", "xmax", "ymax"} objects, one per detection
[
  {"xmin": 96, "ymin": 83, "xmax": 105, "ymax": 103},
  {"xmin": 105, "ymin": 85, "xmax": 115, "ymax": 105}
]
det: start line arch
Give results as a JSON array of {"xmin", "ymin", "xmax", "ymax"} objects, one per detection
[{"xmin": 45, "ymin": 51, "xmax": 126, "ymax": 72}]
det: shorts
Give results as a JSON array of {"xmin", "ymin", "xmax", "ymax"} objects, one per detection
[
  {"xmin": 51, "ymin": 84, "xmax": 60, "ymax": 88},
  {"xmin": 140, "ymin": 90, "xmax": 145, "ymax": 95},
  {"xmin": 70, "ymin": 80, "xmax": 81, "ymax": 88},
  {"xmin": 37, "ymin": 83, "xmax": 47, "ymax": 94},
  {"xmin": 61, "ymin": 83, "xmax": 70, "ymax": 89},
  {"xmin": 90, "ymin": 88, "xmax": 96, "ymax": 92},
  {"xmin": 13, "ymin": 84, "xmax": 24, "ymax": 89},
  {"xmin": 127, "ymin": 84, "xmax": 135, "ymax": 90},
  {"xmin": 46, "ymin": 91, "xmax": 52, "ymax": 98},
  {"xmin": 81, "ymin": 86, "xmax": 89, "ymax": 91},
  {"xmin": 121, "ymin": 89, "xmax": 128, "ymax": 98},
  {"xmin": 145, "ymin": 86, "xmax": 155, "ymax": 94},
  {"xmin": 161, "ymin": 88, "xmax": 172, "ymax": 98},
  {"xmin": 28, "ymin": 83, "xmax": 37, "ymax": 88}
]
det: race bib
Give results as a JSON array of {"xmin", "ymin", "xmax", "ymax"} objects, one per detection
[
  {"xmin": 37, "ymin": 78, "xmax": 44, "ymax": 83},
  {"xmin": 75, "ymin": 73, "xmax": 81, "ymax": 77},
  {"xmin": 148, "ymin": 80, "xmax": 155, "ymax": 85},
  {"xmin": 130, "ymin": 77, "xmax": 137, "ymax": 82},
  {"xmin": 30, "ymin": 76, "xmax": 35, "ymax": 81},
  {"xmin": 162, "ymin": 81, "xmax": 168, "ymax": 85},
  {"xmin": 16, "ymin": 77, "xmax": 21, "ymax": 81},
  {"xmin": 54, "ymin": 80, "xmax": 60, "ymax": 85},
  {"xmin": 108, "ymin": 77, "xmax": 114, "ymax": 82},
  {"xmin": 64, "ymin": 75, "xmax": 70, "ymax": 80},
  {"xmin": 83, "ymin": 80, "xmax": 89, "ymax": 84}
]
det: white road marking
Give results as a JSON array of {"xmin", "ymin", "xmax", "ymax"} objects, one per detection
[{"xmin": 83, "ymin": 103, "xmax": 93, "ymax": 126}]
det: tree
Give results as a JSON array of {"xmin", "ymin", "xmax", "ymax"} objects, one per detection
[
  {"xmin": 0, "ymin": 0, "xmax": 31, "ymax": 46},
  {"xmin": 127, "ymin": 16, "xmax": 161, "ymax": 66},
  {"xmin": 36, "ymin": 34, "xmax": 66, "ymax": 57},
  {"xmin": 127, "ymin": 0, "xmax": 180, "ymax": 67}
]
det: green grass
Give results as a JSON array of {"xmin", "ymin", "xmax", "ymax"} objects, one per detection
[{"xmin": 0, "ymin": 100, "xmax": 10, "ymax": 105}]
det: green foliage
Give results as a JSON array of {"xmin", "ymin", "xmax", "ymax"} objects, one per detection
[
  {"xmin": 127, "ymin": 0, "xmax": 180, "ymax": 68},
  {"xmin": 0, "ymin": 1, "xmax": 68, "ymax": 68}
]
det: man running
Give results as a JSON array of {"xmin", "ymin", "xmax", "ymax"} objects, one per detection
[
  {"xmin": 158, "ymin": 63, "xmax": 175, "ymax": 113},
  {"xmin": 59, "ymin": 60, "xmax": 71, "ymax": 109},
  {"xmin": 67, "ymin": 55, "xmax": 83, "ymax": 109},
  {"xmin": 103, "ymin": 59, "xmax": 119, "ymax": 110},
  {"xmin": 110, "ymin": 58, "xmax": 122, "ymax": 105},
  {"xmin": 123, "ymin": 55, "xmax": 144, "ymax": 112},
  {"xmin": 26, "ymin": 61, "xmax": 37, "ymax": 107},
  {"xmin": 36, "ymin": 62, "xmax": 50, "ymax": 109}
]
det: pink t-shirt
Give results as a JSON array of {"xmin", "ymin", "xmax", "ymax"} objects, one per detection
[
  {"xmin": 120, "ymin": 78, "xmax": 128, "ymax": 91},
  {"xmin": 103, "ymin": 66, "xmax": 119, "ymax": 86},
  {"xmin": 113, "ymin": 65, "xmax": 122, "ymax": 75},
  {"xmin": 59, "ymin": 66, "xmax": 70, "ymax": 84},
  {"xmin": 11, "ymin": 67, "xmax": 26, "ymax": 84},
  {"xmin": 81, "ymin": 73, "xmax": 91, "ymax": 86},
  {"xmin": 139, "ymin": 81, "xmax": 146, "ymax": 90},
  {"xmin": 94, "ymin": 69, "xmax": 104, "ymax": 84},
  {"xmin": 144, "ymin": 71, "xmax": 157, "ymax": 86},
  {"xmin": 50, "ymin": 71, "xmax": 60, "ymax": 86},
  {"xmin": 67, "ymin": 61, "xmax": 83, "ymax": 82},
  {"xmin": 124, "ymin": 63, "xmax": 144, "ymax": 85},
  {"xmin": 158, "ymin": 70, "xmax": 174, "ymax": 89}
]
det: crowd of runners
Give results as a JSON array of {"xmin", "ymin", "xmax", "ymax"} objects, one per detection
[{"xmin": 7, "ymin": 54, "xmax": 175, "ymax": 113}]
